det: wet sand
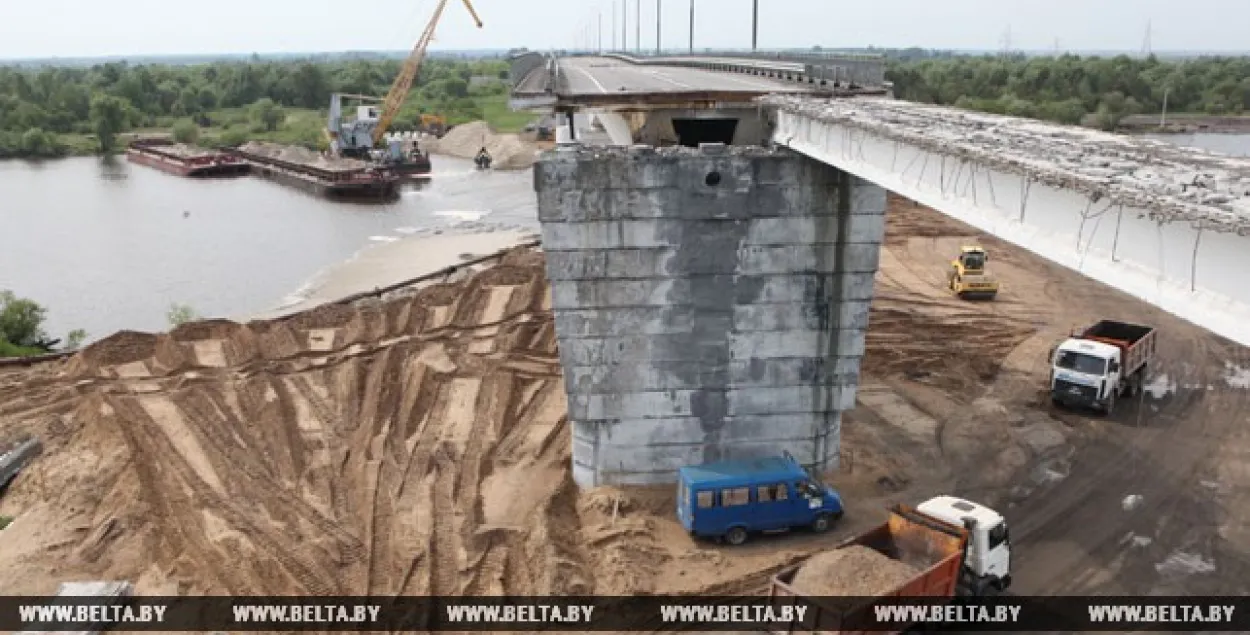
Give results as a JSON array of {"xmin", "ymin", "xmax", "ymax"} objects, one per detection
[{"xmin": 253, "ymin": 227, "xmax": 539, "ymax": 319}]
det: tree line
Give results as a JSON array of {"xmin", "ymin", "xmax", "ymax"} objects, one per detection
[
  {"xmin": 885, "ymin": 53, "xmax": 1250, "ymax": 129},
  {"xmin": 1, "ymin": 52, "xmax": 1248, "ymax": 159},
  {"xmin": 0, "ymin": 56, "xmax": 511, "ymax": 158}
]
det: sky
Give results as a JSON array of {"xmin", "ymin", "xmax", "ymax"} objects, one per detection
[{"xmin": 0, "ymin": 0, "xmax": 1245, "ymax": 60}]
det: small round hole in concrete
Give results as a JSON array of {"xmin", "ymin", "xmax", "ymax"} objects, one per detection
[{"xmin": 705, "ymin": 171, "xmax": 722, "ymax": 186}]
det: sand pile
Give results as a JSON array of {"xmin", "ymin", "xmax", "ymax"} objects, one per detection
[
  {"xmin": 161, "ymin": 144, "xmax": 215, "ymax": 160},
  {"xmin": 239, "ymin": 141, "xmax": 367, "ymax": 172},
  {"xmin": 426, "ymin": 121, "xmax": 537, "ymax": 170},
  {"xmin": 789, "ymin": 546, "xmax": 920, "ymax": 596},
  {"xmin": 0, "ymin": 243, "xmax": 902, "ymax": 604}
]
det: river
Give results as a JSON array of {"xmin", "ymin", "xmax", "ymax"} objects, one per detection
[
  {"xmin": 2, "ymin": 133, "xmax": 1248, "ymax": 345},
  {"xmin": 1141, "ymin": 132, "xmax": 1250, "ymax": 157},
  {"xmin": 0, "ymin": 155, "xmax": 539, "ymax": 343}
]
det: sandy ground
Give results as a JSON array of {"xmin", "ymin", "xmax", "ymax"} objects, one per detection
[
  {"xmin": 256, "ymin": 228, "xmax": 540, "ymax": 319},
  {"xmin": 2, "ymin": 193, "xmax": 1250, "ymax": 623},
  {"xmin": 425, "ymin": 122, "xmax": 541, "ymax": 171}
]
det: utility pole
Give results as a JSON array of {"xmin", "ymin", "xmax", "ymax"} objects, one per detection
[
  {"xmin": 688, "ymin": 0, "xmax": 694, "ymax": 52},
  {"xmin": 635, "ymin": 0, "xmax": 641, "ymax": 53},
  {"xmin": 656, "ymin": 0, "xmax": 662, "ymax": 54},
  {"xmin": 612, "ymin": 1, "xmax": 617, "ymax": 50},
  {"xmin": 751, "ymin": 0, "xmax": 759, "ymax": 50},
  {"xmin": 622, "ymin": 1, "xmax": 627, "ymax": 52},
  {"xmin": 1160, "ymin": 87, "xmax": 1170, "ymax": 128},
  {"xmin": 599, "ymin": 11, "xmax": 603, "ymax": 52}
]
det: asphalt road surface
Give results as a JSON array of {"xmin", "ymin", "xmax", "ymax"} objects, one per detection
[{"xmin": 556, "ymin": 56, "xmax": 817, "ymax": 96}]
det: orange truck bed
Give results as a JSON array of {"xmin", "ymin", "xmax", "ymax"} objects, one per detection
[{"xmin": 767, "ymin": 505, "xmax": 968, "ymax": 635}]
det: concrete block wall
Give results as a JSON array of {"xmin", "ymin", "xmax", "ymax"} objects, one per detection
[{"xmin": 534, "ymin": 144, "xmax": 888, "ymax": 487}]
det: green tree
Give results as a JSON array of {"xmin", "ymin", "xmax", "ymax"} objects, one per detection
[
  {"xmin": 171, "ymin": 119, "xmax": 199, "ymax": 144},
  {"xmin": 167, "ymin": 303, "xmax": 199, "ymax": 327},
  {"xmin": 251, "ymin": 98, "xmax": 285, "ymax": 132},
  {"xmin": 218, "ymin": 128, "xmax": 249, "ymax": 147},
  {"xmin": 1094, "ymin": 91, "xmax": 1141, "ymax": 130},
  {"xmin": 0, "ymin": 291, "xmax": 48, "ymax": 348},
  {"xmin": 88, "ymin": 94, "xmax": 130, "ymax": 152},
  {"xmin": 65, "ymin": 329, "xmax": 87, "ymax": 351},
  {"xmin": 19, "ymin": 128, "xmax": 56, "ymax": 155}
]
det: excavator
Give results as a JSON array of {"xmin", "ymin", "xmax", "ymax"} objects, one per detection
[
  {"xmin": 947, "ymin": 246, "xmax": 1000, "ymax": 300},
  {"xmin": 325, "ymin": 0, "xmax": 483, "ymax": 176},
  {"xmin": 418, "ymin": 114, "xmax": 449, "ymax": 137}
]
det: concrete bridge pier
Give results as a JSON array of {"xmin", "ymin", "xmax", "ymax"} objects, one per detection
[{"xmin": 534, "ymin": 143, "xmax": 888, "ymax": 487}]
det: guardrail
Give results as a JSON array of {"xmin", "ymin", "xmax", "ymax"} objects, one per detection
[
  {"xmin": 509, "ymin": 51, "xmax": 551, "ymax": 92},
  {"xmin": 600, "ymin": 52, "xmax": 885, "ymax": 89}
]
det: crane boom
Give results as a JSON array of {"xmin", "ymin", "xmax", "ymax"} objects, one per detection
[{"xmin": 373, "ymin": 0, "xmax": 483, "ymax": 145}]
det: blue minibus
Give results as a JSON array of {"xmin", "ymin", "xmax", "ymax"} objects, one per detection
[{"xmin": 676, "ymin": 452, "xmax": 844, "ymax": 545}]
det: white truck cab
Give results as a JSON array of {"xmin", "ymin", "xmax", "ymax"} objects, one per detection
[
  {"xmin": 1052, "ymin": 338, "xmax": 1122, "ymax": 397},
  {"xmin": 917, "ymin": 495, "xmax": 1012, "ymax": 594},
  {"xmin": 1049, "ymin": 320, "xmax": 1156, "ymax": 415}
]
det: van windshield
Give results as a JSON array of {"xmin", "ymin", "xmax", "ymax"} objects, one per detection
[{"xmin": 1055, "ymin": 351, "xmax": 1106, "ymax": 375}]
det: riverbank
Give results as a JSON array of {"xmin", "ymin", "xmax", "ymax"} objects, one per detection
[
  {"xmin": 1116, "ymin": 113, "xmax": 1250, "ymax": 133},
  {"xmin": 254, "ymin": 223, "xmax": 540, "ymax": 319}
]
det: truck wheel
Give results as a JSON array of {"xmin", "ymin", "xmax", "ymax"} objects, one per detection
[
  {"xmin": 811, "ymin": 512, "xmax": 836, "ymax": 533},
  {"xmin": 725, "ymin": 527, "xmax": 748, "ymax": 546}
]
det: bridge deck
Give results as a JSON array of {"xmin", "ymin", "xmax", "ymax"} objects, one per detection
[
  {"xmin": 558, "ymin": 56, "xmax": 818, "ymax": 97},
  {"xmin": 764, "ymin": 94, "xmax": 1250, "ymax": 232}
]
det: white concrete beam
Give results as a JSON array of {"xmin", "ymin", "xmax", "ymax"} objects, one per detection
[{"xmin": 773, "ymin": 107, "xmax": 1250, "ymax": 348}]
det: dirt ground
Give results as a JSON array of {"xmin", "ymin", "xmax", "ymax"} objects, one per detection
[{"xmin": 2, "ymin": 193, "xmax": 1249, "ymax": 616}]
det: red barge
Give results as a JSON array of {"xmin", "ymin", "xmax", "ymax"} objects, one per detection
[
  {"xmin": 228, "ymin": 146, "xmax": 400, "ymax": 201},
  {"xmin": 125, "ymin": 139, "xmax": 251, "ymax": 178}
]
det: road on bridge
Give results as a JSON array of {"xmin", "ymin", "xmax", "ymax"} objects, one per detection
[{"xmin": 556, "ymin": 56, "xmax": 815, "ymax": 96}]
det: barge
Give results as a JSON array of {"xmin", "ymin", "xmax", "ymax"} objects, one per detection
[
  {"xmin": 231, "ymin": 145, "xmax": 400, "ymax": 201},
  {"xmin": 389, "ymin": 150, "xmax": 433, "ymax": 179},
  {"xmin": 126, "ymin": 139, "xmax": 251, "ymax": 177}
]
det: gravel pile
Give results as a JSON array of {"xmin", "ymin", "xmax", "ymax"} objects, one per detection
[
  {"xmin": 239, "ymin": 141, "xmax": 368, "ymax": 172},
  {"xmin": 789, "ymin": 546, "xmax": 920, "ymax": 596}
]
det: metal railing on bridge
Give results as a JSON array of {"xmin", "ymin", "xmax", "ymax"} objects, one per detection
[
  {"xmin": 597, "ymin": 50, "xmax": 886, "ymax": 90},
  {"xmin": 507, "ymin": 48, "xmax": 888, "ymax": 100}
]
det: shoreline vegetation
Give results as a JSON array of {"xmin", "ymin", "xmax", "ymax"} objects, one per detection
[
  {"xmin": 1, "ymin": 52, "xmax": 1250, "ymax": 160},
  {"xmin": 0, "ymin": 56, "xmax": 534, "ymax": 160}
]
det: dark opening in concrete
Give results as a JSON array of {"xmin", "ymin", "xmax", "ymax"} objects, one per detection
[
  {"xmin": 705, "ymin": 171, "xmax": 722, "ymax": 186},
  {"xmin": 673, "ymin": 118, "xmax": 739, "ymax": 147}
]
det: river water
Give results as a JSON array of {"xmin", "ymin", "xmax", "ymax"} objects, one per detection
[
  {"xmin": 1, "ymin": 134, "xmax": 1248, "ymax": 344},
  {"xmin": 1141, "ymin": 132, "xmax": 1250, "ymax": 157},
  {"xmin": 0, "ymin": 155, "xmax": 539, "ymax": 342}
]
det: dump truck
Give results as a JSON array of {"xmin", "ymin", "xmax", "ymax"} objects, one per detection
[
  {"xmin": 1049, "ymin": 319, "xmax": 1157, "ymax": 415},
  {"xmin": 768, "ymin": 496, "xmax": 1011, "ymax": 634}
]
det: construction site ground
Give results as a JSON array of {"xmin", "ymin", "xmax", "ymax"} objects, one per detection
[{"xmin": 1, "ymin": 193, "xmax": 1248, "ymax": 621}]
